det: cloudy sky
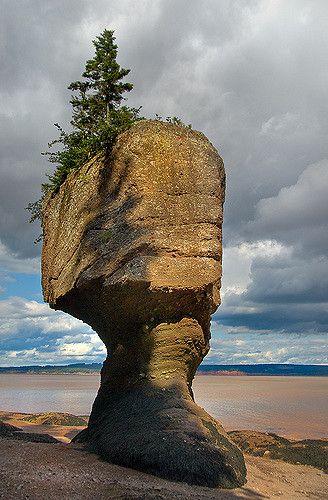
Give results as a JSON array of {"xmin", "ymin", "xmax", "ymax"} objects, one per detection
[{"xmin": 1, "ymin": 0, "xmax": 327, "ymax": 366}]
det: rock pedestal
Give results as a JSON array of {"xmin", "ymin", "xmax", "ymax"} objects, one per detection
[{"xmin": 41, "ymin": 120, "xmax": 246, "ymax": 488}]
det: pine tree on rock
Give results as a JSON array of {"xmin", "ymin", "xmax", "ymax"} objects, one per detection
[
  {"xmin": 68, "ymin": 30, "xmax": 135, "ymax": 144},
  {"xmin": 45, "ymin": 29, "xmax": 141, "ymax": 191}
]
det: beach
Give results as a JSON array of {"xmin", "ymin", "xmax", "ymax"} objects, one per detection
[
  {"xmin": 0, "ymin": 417, "xmax": 327, "ymax": 499},
  {"xmin": 1, "ymin": 373, "xmax": 327, "ymax": 498}
]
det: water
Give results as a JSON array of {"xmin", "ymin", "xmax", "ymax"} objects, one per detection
[
  {"xmin": 0, "ymin": 374, "xmax": 327, "ymax": 439},
  {"xmin": 0, "ymin": 374, "xmax": 100, "ymax": 416},
  {"xmin": 193, "ymin": 376, "xmax": 328, "ymax": 440}
]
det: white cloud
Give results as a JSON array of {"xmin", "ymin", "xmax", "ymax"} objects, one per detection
[
  {"xmin": 59, "ymin": 342, "xmax": 93, "ymax": 357},
  {"xmin": 0, "ymin": 296, "xmax": 90, "ymax": 330},
  {"xmin": 252, "ymin": 160, "xmax": 328, "ymax": 233},
  {"xmin": 58, "ymin": 338, "xmax": 106, "ymax": 358},
  {"xmin": 222, "ymin": 239, "xmax": 286, "ymax": 297},
  {"xmin": 0, "ymin": 294, "xmax": 109, "ymax": 365},
  {"xmin": 0, "ymin": 240, "xmax": 40, "ymax": 274},
  {"xmin": 207, "ymin": 322, "xmax": 328, "ymax": 365}
]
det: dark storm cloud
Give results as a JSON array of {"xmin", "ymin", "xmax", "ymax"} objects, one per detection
[
  {"xmin": 0, "ymin": 0, "xmax": 92, "ymax": 256},
  {"xmin": 247, "ymin": 254, "xmax": 328, "ymax": 305},
  {"xmin": 118, "ymin": 0, "xmax": 328, "ymax": 252},
  {"xmin": 118, "ymin": 0, "xmax": 260, "ymax": 103},
  {"xmin": 215, "ymin": 247, "xmax": 328, "ymax": 334},
  {"xmin": 1, "ymin": 0, "xmax": 327, "ymax": 344},
  {"xmin": 217, "ymin": 157, "xmax": 328, "ymax": 335},
  {"xmin": 247, "ymin": 160, "xmax": 328, "ymax": 258},
  {"xmin": 2, "ymin": 0, "xmax": 327, "ymax": 254}
]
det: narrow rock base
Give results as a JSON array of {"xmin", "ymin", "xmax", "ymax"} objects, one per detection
[{"xmin": 74, "ymin": 380, "xmax": 246, "ymax": 488}]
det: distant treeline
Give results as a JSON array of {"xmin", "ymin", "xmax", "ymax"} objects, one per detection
[
  {"xmin": 0, "ymin": 363, "xmax": 101, "ymax": 374},
  {"xmin": 0, "ymin": 363, "xmax": 327, "ymax": 376},
  {"xmin": 197, "ymin": 364, "xmax": 328, "ymax": 376}
]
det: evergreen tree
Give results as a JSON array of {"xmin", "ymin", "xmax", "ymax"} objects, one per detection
[
  {"xmin": 67, "ymin": 29, "xmax": 137, "ymax": 148},
  {"xmin": 41, "ymin": 29, "xmax": 141, "ymax": 195},
  {"xmin": 27, "ymin": 29, "xmax": 190, "ymax": 228}
]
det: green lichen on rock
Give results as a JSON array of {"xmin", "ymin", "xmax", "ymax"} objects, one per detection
[
  {"xmin": 22, "ymin": 412, "xmax": 87, "ymax": 427},
  {"xmin": 229, "ymin": 431, "xmax": 328, "ymax": 473}
]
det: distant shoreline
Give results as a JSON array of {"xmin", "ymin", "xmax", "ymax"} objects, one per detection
[
  {"xmin": 2, "ymin": 372, "xmax": 328, "ymax": 377},
  {"xmin": 0, "ymin": 371, "xmax": 101, "ymax": 376},
  {"xmin": 0, "ymin": 363, "xmax": 327, "ymax": 376}
]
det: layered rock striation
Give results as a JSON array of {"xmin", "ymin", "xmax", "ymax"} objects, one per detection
[{"xmin": 42, "ymin": 120, "xmax": 246, "ymax": 488}]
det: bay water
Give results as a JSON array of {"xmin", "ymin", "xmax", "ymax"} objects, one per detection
[{"xmin": 0, "ymin": 374, "xmax": 327, "ymax": 440}]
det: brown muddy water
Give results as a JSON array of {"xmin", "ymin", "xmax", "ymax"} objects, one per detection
[{"xmin": 0, "ymin": 374, "xmax": 327, "ymax": 439}]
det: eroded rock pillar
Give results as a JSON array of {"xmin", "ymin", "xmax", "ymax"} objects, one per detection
[{"xmin": 41, "ymin": 120, "xmax": 246, "ymax": 488}]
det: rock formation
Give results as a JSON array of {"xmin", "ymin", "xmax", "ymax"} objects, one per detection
[
  {"xmin": 0, "ymin": 421, "xmax": 59, "ymax": 443},
  {"xmin": 41, "ymin": 120, "xmax": 246, "ymax": 488}
]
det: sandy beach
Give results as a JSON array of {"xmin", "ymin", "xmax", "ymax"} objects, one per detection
[
  {"xmin": 1, "ymin": 375, "xmax": 327, "ymax": 497},
  {"xmin": 0, "ymin": 411, "xmax": 327, "ymax": 499},
  {"xmin": 1, "ymin": 434, "xmax": 327, "ymax": 499}
]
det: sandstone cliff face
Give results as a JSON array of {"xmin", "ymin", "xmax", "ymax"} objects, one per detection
[
  {"xmin": 42, "ymin": 120, "xmax": 246, "ymax": 488},
  {"xmin": 42, "ymin": 121, "xmax": 223, "ymax": 339}
]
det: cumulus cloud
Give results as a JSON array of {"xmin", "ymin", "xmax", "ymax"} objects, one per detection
[
  {"xmin": 215, "ymin": 158, "xmax": 327, "ymax": 339},
  {"xmin": 222, "ymin": 240, "xmax": 284, "ymax": 294},
  {"xmin": 217, "ymin": 242, "xmax": 328, "ymax": 335},
  {"xmin": 0, "ymin": 296, "xmax": 106, "ymax": 366},
  {"xmin": 207, "ymin": 322, "xmax": 328, "ymax": 365},
  {"xmin": 246, "ymin": 160, "xmax": 328, "ymax": 258}
]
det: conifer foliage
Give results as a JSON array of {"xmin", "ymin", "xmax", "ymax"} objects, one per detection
[
  {"xmin": 46, "ymin": 29, "xmax": 140, "ymax": 191},
  {"xmin": 27, "ymin": 29, "xmax": 141, "ymax": 224}
]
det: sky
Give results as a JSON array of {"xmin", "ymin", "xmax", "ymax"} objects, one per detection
[{"xmin": 0, "ymin": 0, "xmax": 327, "ymax": 366}]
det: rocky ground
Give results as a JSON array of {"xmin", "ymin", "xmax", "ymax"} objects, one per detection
[
  {"xmin": 0, "ymin": 412, "xmax": 327, "ymax": 499},
  {"xmin": 0, "ymin": 411, "xmax": 87, "ymax": 443}
]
